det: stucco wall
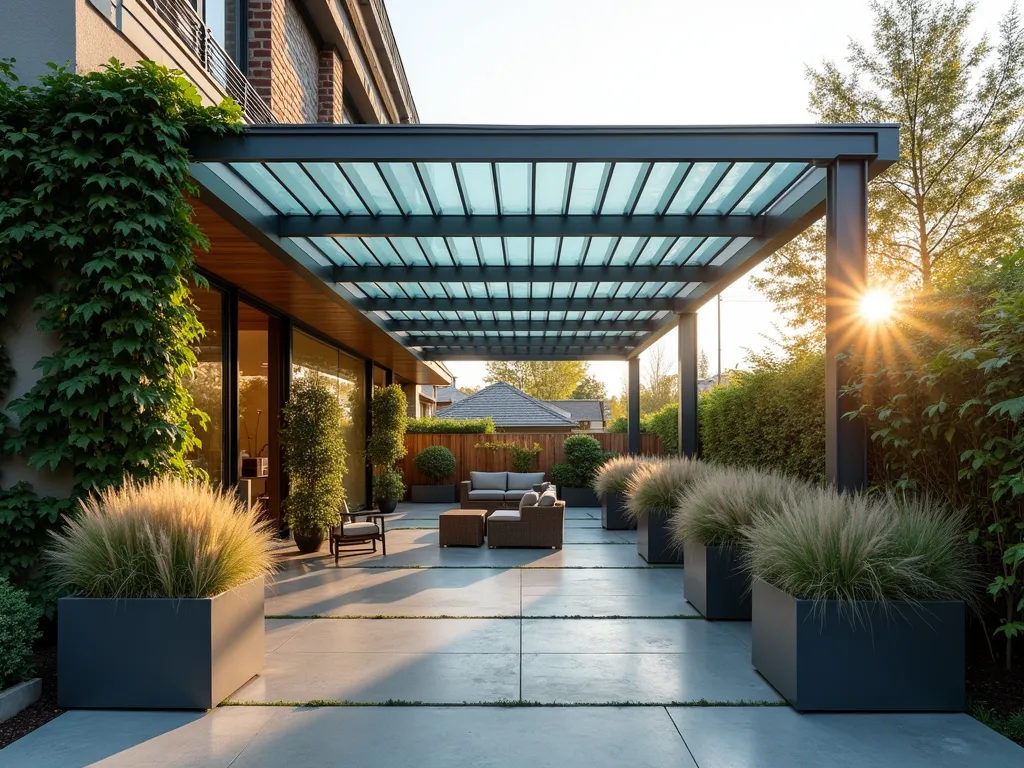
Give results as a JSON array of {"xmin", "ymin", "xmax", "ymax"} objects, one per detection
[{"xmin": 0, "ymin": 0, "xmax": 78, "ymax": 81}]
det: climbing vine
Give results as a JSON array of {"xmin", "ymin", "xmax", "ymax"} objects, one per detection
[{"xmin": 0, "ymin": 59, "xmax": 240, "ymax": 609}]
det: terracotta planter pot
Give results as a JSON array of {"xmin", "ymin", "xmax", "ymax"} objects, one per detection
[{"xmin": 293, "ymin": 529, "xmax": 325, "ymax": 553}]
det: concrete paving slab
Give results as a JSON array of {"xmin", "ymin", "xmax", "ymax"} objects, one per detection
[
  {"xmin": 229, "ymin": 706, "xmax": 696, "ymax": 768},
  {"xmin": 668, "ymin": 707, "xmax": 1024, "ymax": 767},
  {"xmin": 521, "ymin": 652, "xmax": 782, "ymax": 704},
  {"xmin": 275, "ymin": 617, "xmax": 520, "ymax": 655},
  {"xmin": 231, "ymin": 651, "xmax": 520, "ymax": 703},
  {"xmin": 521, "ymin": 593, "xmax": 697, "ymax": 617},
  {"xmin": 520, "ymin": 567, "xmax": 680, "ymax": 594},
  {"xmin": 265, "ymin": 618, "xmax": 311, "ymax": 652},
  {"xmin": 522, "ymin": 618, "xmax": 750, "ymax": 655},
  {"xmin": 562, "ymin": 528, "xmax": 636, "ymax": 543}
]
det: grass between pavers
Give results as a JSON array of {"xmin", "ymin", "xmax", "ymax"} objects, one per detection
[
  {"xmin": 266, "ymin": 614, "xmax": 701, "ymax": 620},
  {"xmin": 222, "ymin": 699, "xmax": 786, "ymax": 708},
  {"xmin": 968, "ymin": 701, "xmax": 1024, "ymax": 744}
]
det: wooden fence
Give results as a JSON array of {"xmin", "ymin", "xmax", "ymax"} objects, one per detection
[{"xmin": 401, "ymin": 432, "xmax": 666, "ymax": 486}]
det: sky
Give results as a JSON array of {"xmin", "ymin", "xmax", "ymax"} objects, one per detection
[{"xmin": 384, "ymin": 0, "xmax": 1016, "ymax": 395}]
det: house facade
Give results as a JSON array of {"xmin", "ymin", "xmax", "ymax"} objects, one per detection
[
  {"xmin": 436, "ymin": 383, "xmax": 578, "ymax": 434},
  {"xmin": 546, "ymin": 400, "xmax": 608, "ymax": 433},
  {"xmin": 0, "ymin": 0, "xmax": 450, "ymax": 522}
]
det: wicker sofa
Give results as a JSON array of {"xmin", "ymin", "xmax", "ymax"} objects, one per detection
[
  {"xmin": 488, "ymin": 499, "xmax": 565, "ymax": 549},
  {"xmin": 460, "ymin": 471, "xmax": 546, "ymax": 512}
]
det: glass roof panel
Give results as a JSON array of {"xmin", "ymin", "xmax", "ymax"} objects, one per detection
[
  {"xmin": 686, "ymin": 237, "xmax": 729, "ymax": 265},
  {"xmin": 661, "ymin": 238, "xmax": 701, "ymax": 265},
  {"xmin": 391, "ymin": 238, "xmax": 427, "ymax": 265},
  {"xmin": 420, "ymin": 237, "xmax": 453, "ymax": 266},
  {"xmin": 584, "ymin": 237, "xmax": 616, "ymax": 265},
  {"xmin": 340, "ymin": 163, "xmax": 401, "ymax": 215},
  {"xmin": 231, "ymin": 163, "xmax": 305, "ymax": 214},
  {"xmin": 506, "ymin": 238, "xmax": 530, "ymax": 265},
  {"xmin": 568, "ymin": 163, "xmax": 611, "ymax": 214},
  {"xmin": 558, "ymin": 237, "xmax": 586, "ymax": 266},
  {"xmin": 496, "ymin": 163, "xmax": 531, "ymax": 214},
  {"xmin": 448, "ymin": 237, "xmax": 478, "ymax": 266},
  {"xmin": 478, "ymin": 238, "xmax": 504, "ymax": 265},
  {"xmin": 510, "ymin": 282, "xmax": 530, "ymax": 298},
  {"xmin": 269, "ymin": 163, "xmax": 336, "ymax": 215},
  {"xmin": 634, "ymin": 236, "xmax": 671, "ymax": 265},
  {"xmin": 731, "ymin": 162, "xmax": 808, "ymax": 215},
  {"xmin": 667, "ymin": 162, "xmax": 730, "ymax": 215},
  {"xmin": 632, "ymin": 162, "xmax": 689, "ymax": 215},
  {"xmin": 699, "ymin": 162, "xmax": 769, "ymax": 215},
  {"xmin": 457, "ymin": 163, "xmax": 498, "ymax": 214},
  {"xmin": 336, "ymin": 238, "xmax": 377, "ymax": 266},
  {"xmin": 363, "ymin": 237, "xmax": 403, "ymax": 266},
  {"xmin": 418, "ymin": 163, "xmax": 464, "ymax": 214},
  {"xmin": 305, "ymin": 163, "xmax": 369, "ymax": 215},
  {"xmin": 309, "ymin": 237, "xmax": 352, "ymax": 266},
  {"xmin": 534, "ymin": 163, "xmax": 569, "ymax": 214},
  {"xmin": 379, "ymin": 162, "xmax": 432, "ymax": 215},
  {"xmin": 534, "ymin": 237, "xmax": 557, "ymax": 265},
  {"xmin": 611, "ymin": 237, "xmax": 644, "ymax": 265},
  {"xmin": 600, "ymin": 162, "xmax": 647, "ymax": 214}
]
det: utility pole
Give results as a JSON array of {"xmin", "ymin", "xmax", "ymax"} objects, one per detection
[{"xmin": 716, "ymin": 294, "xmax": 722, "ymax": 385}]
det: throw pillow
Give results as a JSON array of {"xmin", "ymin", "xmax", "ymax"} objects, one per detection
[
  {"xmin": 537, "ymin": 490, "xmax": 557, "ymax": 507},
  {"xmin": 519, "ymin": 491, "xmax": 540, "ymax": 510}
]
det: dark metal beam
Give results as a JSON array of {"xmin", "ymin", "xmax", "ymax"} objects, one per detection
[
  {"xmin": 191, "ymin": 124, "xmax": 901, "ymax": 165},
  {"xmin": 408, "ymin": 337, "xmax": 639, "ymax": 350},
  {"xmin": 677, "ymin": 312, "xmax": 699, "ymax": 458},
  {"xmin": 386, "ymin": 319, "xmax": 655, "ymax": 333},
  {"xmin": 279, "ymin": 214, "xmax": 765, "ymax": 239},
  {"xmin": 355, "ymin": 297, "xmax": 683, "ymax": 312},
  {"xmin": 419, "ymin": 347, "xmax": 630, "ymax": 361},
  {"xmin": 628, "ymin": 357, "xmax": 641, "ymax": 455},
  {"xmin": 334, "ymin": 264, "xmax": 722, "ymax": 284}
]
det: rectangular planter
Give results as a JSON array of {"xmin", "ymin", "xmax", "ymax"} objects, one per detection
[
  {"xmin": 0, "ymin": 678, "xmax": 41, "ymax": 723},
  {"xmin": 601, "ymin": 492, "xmax": 634, "ymax": 530},
  {"xmin": 58, "ymin": 576, "xmax": 264, "ymax": 710},
  {"xmin": 410, "ymin": 484, "xmax": 456, "ymax": 504},
  {"xmin": 637, "ymin": 510, "xmax": 681, "ymax": 564},
  {"xmin": 751, "ymin": 579, "xmax": 965, "ymax": 711},
  {"xmin": 559, "ymin": 486, "xmax": 600, "ymax": 507},
  {"xmin": 683, "ymin": 542, "xmax": 750, "ymax": 620}
]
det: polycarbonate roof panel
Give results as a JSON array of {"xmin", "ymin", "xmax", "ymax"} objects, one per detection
[{"xmin": 193, "ymin": 123, "xmax": 900, "ymax": 360}]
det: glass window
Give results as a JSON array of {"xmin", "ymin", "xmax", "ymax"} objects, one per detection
[
  {"xmin": 186, "ymin": 283, "xmax": 225, "ymax": 485},
  {"xmin": 291, "ymin": 331, "xmax": 367, "ymax": 507}
]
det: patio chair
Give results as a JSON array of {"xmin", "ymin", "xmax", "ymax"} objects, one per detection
[{"xmin": 329, "ymin": 501, "xmax": 386, "ymax": 563}]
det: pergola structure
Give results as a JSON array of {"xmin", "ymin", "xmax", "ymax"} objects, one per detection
[{"xmin": 190, "ymin": 123, "xmax": 899, "ymax": 491}]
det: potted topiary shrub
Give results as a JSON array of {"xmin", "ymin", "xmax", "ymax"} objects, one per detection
[
  {"xmin": 669, "ymin": 465, "xmax": 800, "ymax": 619},
  {"xmin": 593, "ymin": 455, "xmax": 658, "ymax": 530},
  {"xmin": 281, "ymin": 375, "xmax": 348, "ymax": 553},
  {"xmin": 0, "ymin": 578, "xmax": 43, "ymax": 723},
  {"xmin": 625, "ymin": 456, "xmax": 705, "ymax": 564},
  {"xmin": 368, "ymin": 384, "xmax": 407, "ymax": 514},
  {"xmin": 411, "ymin": 445, "xmax": 457, "ymax": 503},
  {"xmin": 47, "ymin": 477, "xmax": 276, "ymax": 710},
  {"xmin": 741, "ymin": 489, "xmax": 976, "ymax": 711},
  {"xmin": 550, "ymin": 434, "xmax": 605, "ymax": 507}
]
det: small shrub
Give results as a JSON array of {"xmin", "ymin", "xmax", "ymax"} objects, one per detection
[
  {"xmin": 367, "ymin": 385, "xmax": 408, "ymax": 467},
  {"xmin": 373, "ymin": 469, "xmax": 405, "ymax": 502},
  {"xmin": 625, "ymin": 457, "xmax": 707, "ymax": 521},
  {"xmin": 407, "ymin": 417, "xmax": 495, "ymax": 434},
  {"xmin": 474, "ymin": 441, "xmax": 542, "ymax": 473},
  {"xmin": 551, "ymin": 435, "xmax": 606, "ymax": 488},
  {"xmin": 414, "ymin": 445, "xmax": 457, "ymax": 483},
  {"xmin": 45, "ymin": 477, "xmax": 276, "ymax": 599},
  {"xmin": 593, "ymin": 455, "xmax": 661, "ymax": 498},
  {"xmin": 605, "ymin": 405, "xmax": 676, "ymax": 451},
  {"xmin": 0, "ymin": 577, "xmax": 41, "ymax": 689},
  {"xmin": 669, "ymin": 465, "xmax": 805, "ymax": 547},
  {"xmin": 740, "ymin": 488, "xmax": 978, "ymax": 607}
]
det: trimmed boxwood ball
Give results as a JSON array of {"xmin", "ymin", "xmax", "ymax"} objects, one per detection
[
  {"xmin": 0, "ymin": 577, "xmax": 42, "ymax": 690},
  {"xmin": 551, "ymin": 434, "xmax": 606, "ymax": 488},
  {"xmin": 415, "ymin": 445, "xmax": 457, "ymax": 483}
]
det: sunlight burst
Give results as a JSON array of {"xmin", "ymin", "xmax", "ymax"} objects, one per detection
[{"xmin": 860, "ymin": 289, "xmax": 896, "ymax": 323}]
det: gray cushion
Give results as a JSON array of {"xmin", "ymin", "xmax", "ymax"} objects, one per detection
[
  {"xmin": 504, "ymin": 490, "xmax": 529, "ymax": 501},
  {"xmin": 468, "ymin": 489, "xmax": 505, "ymax": 501},
  {"xmin": 507, "ymin": 472, "xmax": 546, "ymax": 491},
  {"xmin": 340, "ymin": 521, "xmax": 380, "ymax": 536},
  {"xmin": 519, "ymin": 491, "xmax": 540, "ymax": 510},
  {"xmin": 488, "ymin": 509, "xmax": 521, "ymax": 522},
  {"xmin": 470, "ymin": 471, "xmax": 508, "ymax": 491},
  {"xmin": 537, "ymin": 490, "xmax": 558, "ymax": 507}
]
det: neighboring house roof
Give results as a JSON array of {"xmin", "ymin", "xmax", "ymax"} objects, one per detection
[
  {"xmin": 433, "ymin": 385, "xmax": 468, "ymax": 404},
  {"xmin": 436, "ymin": 382, "xmax": 578, "ymax": 428},
  {"xmin": 546, "ymin": 400, "xmax": 605, "ymax": 423}
]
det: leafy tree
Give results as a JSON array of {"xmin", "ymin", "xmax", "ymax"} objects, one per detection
[
  {"xmin": 640, "ymin": 345, "xmax": 678, "ymax": 412},
  {"xmin": 483, "ymin": 360, "xmax": 587, "ymax": 400},
  {"xmin": 698, "ymin": 350, "xmax": 711, "ymax": 380},
  {"xmin": 754, "ymin": 0, "xmax": 1024, "ymax": 331},
  {"xmin": 570, "ymin": 372, "xmax": 607, "ymax": 400}
]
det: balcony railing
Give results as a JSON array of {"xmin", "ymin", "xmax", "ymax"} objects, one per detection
[{"xmin": 141, "ymin": 0, "xmax": 275, "ymax": 124}]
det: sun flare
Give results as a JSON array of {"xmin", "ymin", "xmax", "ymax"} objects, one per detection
[{"xmin": 860, "ymin": 289, "xmax": 896, "ymax": 323}]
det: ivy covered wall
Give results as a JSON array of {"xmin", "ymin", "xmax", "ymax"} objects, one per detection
[{"xmin": 0, "ymin": 59, "xmax": 239, "ymax": 610}]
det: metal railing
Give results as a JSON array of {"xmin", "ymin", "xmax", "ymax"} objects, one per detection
[{"xmin": 137, "ymin": 0, "xmax": 275, "ymax": 124}]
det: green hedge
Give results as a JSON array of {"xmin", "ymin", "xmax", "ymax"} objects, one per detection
[
  {"xmin": 698, "ymin": 350, "xmax": 825, "ymax": 483},
  {"xmin": 406, "ymin": 417, "xmax": 496, "ymax": 434},
  {"xmin": 606, "ymin": 404, "xmax": 677, "ymax": 453}
]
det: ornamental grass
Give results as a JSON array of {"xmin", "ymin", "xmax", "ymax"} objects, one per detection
[
  {"xmin": 624, "ymin": 456, "xmax": 707, "ymax": 521},
  {"xmin": 46, "ymin": 476, "xmax": 277, "ymax": 599},
  {"xmin": 669, "ymin": 465, "xmax": 807, "ymax": 547},
  {"xmin": 593, "ymin": 455, "xmax": 662, "ymax": 498}
]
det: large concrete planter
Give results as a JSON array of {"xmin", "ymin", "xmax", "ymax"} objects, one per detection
[
  {"xmin": 0, "ymin": 678, "xmax": 41, "ymax": 723},
  {"xmin": 410, "ymin": 484, "xmax": 456, "ymax": 504},
  {"xmin": 58, "ymin": 576, "xmax": 264, "ymax": 710},
  {"xmin": 637, "ymin": 510, "xmax": 681, "ymax": 564},
  {"xmin": 751, "ymin": 579, "xmax": 965, "ymax": 711},
  {"xmin": 559, "ymin": 486, "xmax": 600, "ymax": 507},
  {"xmin": 601, "ymin": 492, "xmax": 634, "ymax": 530},
  {"xmin": 683, "ymin": 542, "xmax": 750, "ymax": 620}
]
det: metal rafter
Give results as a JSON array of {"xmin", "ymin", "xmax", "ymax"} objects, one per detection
[
  {"xmin": 333, "ymin": 264, "xmax": 722, "ymax": 283},
  {"xmin": 386, "ymin": 319, "xmax": 655, "ymax": 333}
]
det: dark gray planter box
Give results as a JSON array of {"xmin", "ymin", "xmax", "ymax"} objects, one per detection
[
  {"xmin": 559, "ymin": 486, "xmax": 600, "ymax": 507},
  {"xmin": 58, "ymin": 576, "xmax": 264, "ymax": 710},
  {"xmin": 410, "ymin": 484, "xmax": 456, "ymax": 504},
  {"xmin": 751, "ymin": 579, "xmax": 965, "ymax": 711},
  {"xmin": 637, "ymin": 510, "xmax": 681, "ymax": 564},
  {"xmin": 601, "ymin": 492, "xmax": 634, "ymax": 530},
  {"xmin": 683, "ymin": 542, "xmax": 750, "ymax": 620}
]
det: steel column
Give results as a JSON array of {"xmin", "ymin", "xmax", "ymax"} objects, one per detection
[
  {"xmin": 384, "ymin": 368, "xmax": 394, "ymax": 387},
  {"xmin": 825, "ymin": 159, "xmax": 869, "ymax": 491},
  {"xmin": 628, "ymin": 357, "xmax": 641, "ymax": 455},
  {"xmin": 678, "ymin": 312, "xmax": 699, "ymax": 458}
]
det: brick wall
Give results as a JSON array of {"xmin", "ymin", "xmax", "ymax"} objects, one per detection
[
  {"xmin": 317, "ymin": 47, "xmax": 344, "ymax": 123},
  {"xmin": 246, "ymin": 0, "xmax": 322, "ymax": 123}
]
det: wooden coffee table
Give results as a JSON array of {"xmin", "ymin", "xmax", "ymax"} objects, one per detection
[{"xmin": 439, "ymin": 509, "xmax": 487, "ymax": 547}]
